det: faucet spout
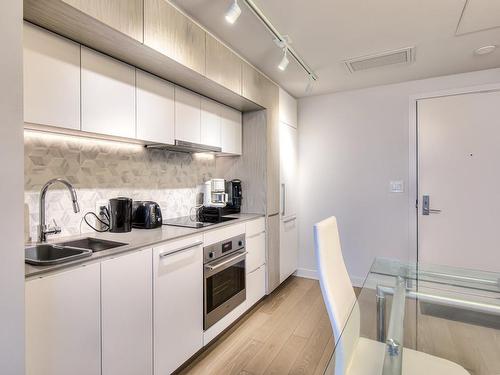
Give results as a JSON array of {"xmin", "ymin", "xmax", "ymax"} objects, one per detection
[{"xmin": 38, "ymin": 178, "xmax": 80, "ymax": 242}]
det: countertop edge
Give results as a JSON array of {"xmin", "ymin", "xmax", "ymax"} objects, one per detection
[{"xmin": 25, "ymin": 213, "xmax": 264, "ymax": 280}]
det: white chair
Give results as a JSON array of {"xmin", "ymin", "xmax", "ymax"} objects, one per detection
[{"xmin": 314, "ymin": 216, "xmax": 469, "ymax": 375}]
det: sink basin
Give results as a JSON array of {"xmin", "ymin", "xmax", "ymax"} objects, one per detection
[
  {"xmin": 57, "ymin": 237, "xmax": 127, "ymax": 253},
  {"xmin": 25, "ymin": 244, "xmax": 92, "ymax": 266}
]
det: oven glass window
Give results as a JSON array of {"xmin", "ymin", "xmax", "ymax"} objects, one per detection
[{"xmin": 206, "ymin": 259, "xmax": 245, "ymax": 314}]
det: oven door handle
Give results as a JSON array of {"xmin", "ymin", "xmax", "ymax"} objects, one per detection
[{"xmin": 205, "ymin": 251, "xmax": 247, "ymax": 271}]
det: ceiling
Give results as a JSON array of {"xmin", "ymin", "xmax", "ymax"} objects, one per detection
[{"xmin": 171, "ymin": 0, "xmax": 500, "ymax": 98}]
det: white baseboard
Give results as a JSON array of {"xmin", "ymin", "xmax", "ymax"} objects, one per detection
[
  {"xmin": 294, "ymin": 268, "xmax": 318, "ymax": 280},
  {"xmin": 294, "ymin": 267, "xmax": 365, "ymax": 288}
]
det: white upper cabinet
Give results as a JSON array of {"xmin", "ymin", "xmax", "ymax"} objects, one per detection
[
  {"xmin": 23, "ymin": 23, "xmax": 80, "ymax": 130},
  {"xmin": 174, "ymin": 86, "xmax": 201, "ymax": 144},
  {"xmin": 101, "ymin": 248, "xmax": 153, "ymax": 375},
  {"xmin": 25, "ymin": 264, "xmax": 101, "ymax": 375},
  {"xmin": 220, "ymin": 105, "xmax": 242, "ymax": 155},
  {"xmin": 201, "ymin": 97, "xmax": 221, "ymax": 148},
  {"xmin": 136, "ymin": 69, "xmax": 175, "ymax": 144},
  {"xmin": 279, "ymin": 88, "xmax": 298, "ymax": 128},
  {"xmin": 81, "ymin": 46, "xmax": 136, "ymax": 138}
]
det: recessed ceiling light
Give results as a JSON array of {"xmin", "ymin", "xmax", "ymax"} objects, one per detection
[
  {"xmin": 474, "ymin": 45, "xmax": 496, "ymax": 55},
  {"xmin": 225, "ymin": 0, "xmax": 241, "ymax": 24}
]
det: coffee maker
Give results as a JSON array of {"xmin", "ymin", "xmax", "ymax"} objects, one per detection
[{"xmin": 202, "ymin": 179, "xmax": 228, "ymax": 207}]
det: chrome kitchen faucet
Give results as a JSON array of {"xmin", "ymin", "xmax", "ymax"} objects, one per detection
[{"xmin": 38, "ymin": 178, "xmax": 80, "ymax": 242}]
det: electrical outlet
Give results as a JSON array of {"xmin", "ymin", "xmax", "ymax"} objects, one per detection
[{"xmin": 95, "ymin": 200, "xmax": 109, "ymax": 231}]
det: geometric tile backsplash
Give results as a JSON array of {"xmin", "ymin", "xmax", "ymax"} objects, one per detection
[{"xmin": 24, "ymin": 131, "xmax": 216, "ymax": 242}]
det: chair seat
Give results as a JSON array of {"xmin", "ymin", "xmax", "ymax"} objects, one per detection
[{"xmin": 347, "ymin": 337, "xmax": 469, "ymax": 375}]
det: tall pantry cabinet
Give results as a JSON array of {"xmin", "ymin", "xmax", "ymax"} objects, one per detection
[{"xmin": 279, "ymin": 88, "xmax": 299, "ymax": 283}]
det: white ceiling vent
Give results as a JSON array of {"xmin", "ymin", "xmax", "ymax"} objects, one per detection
[{"xmin": 344, "ymin": 47, "xmax": 415, "ymax": 73}]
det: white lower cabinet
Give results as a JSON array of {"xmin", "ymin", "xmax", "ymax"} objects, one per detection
[
  {"xmin": 25, "ymin": 264, "xmax": 101, "ymax": 375},
  {"xmin": 154, "ymin": 235, "xmax": 204, "ymax": 374},
  {"xmin": 101, "ymin": 248, "xmax": 153, "ymax": 375},
  {"xmin": 280, "ymin": 217, "xmax": 298, "ymax": 283},
  {"xmin": 247, "ymin": 264, "xmax": 266, "ymax": 308},
  {"xmin": 246, "ymin": 231, "xmax": 266, "ymax": 273}
]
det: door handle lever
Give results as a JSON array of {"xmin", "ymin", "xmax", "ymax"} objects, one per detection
[{"xmin": 422, "ymin": 195, "xmax": 442, "ymax": 215}]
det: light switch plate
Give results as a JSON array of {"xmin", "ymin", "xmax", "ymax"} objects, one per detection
[{"xmin": 390, "ymin": 180, "xmax": 404, "ymax": 193}]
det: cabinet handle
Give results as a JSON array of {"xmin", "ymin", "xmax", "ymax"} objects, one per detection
[
  {"xmin": 281, "ymin": 183, "xmax": 286, "ymax": 217},
  {"xmin": 159, "ymin": 241, "xmax": 203, "ymax": 258},
  {"xmin": 205, "ymin": 251, "xmax": 248, "ymax": 271},
  {"xmin": 247, "ymin": 231, "xmax": 265, "ymax": 239},
  {"xmin": 282, "ymin": 215, "xmax": 297, "ymax": 223}
]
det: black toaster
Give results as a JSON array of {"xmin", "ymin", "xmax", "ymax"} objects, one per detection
[{"xmin": 132, "ymin": 201, "xmax": 163, "ymax": 229}]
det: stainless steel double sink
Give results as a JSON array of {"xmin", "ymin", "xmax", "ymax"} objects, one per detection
[{"xmin": 25, "ymin": 237, "xmax": 127, "ymax": 266}]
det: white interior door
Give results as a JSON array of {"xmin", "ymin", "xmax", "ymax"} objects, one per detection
[{"xmin": 417, "ymin": 90, "xmax": 500, "ymax": 272}]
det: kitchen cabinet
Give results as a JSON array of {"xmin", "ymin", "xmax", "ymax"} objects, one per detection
[
  {"xmin": 144, "ymin": 0, "xmax": 206, "ymax": 75},
  {"xmin": 175, "ymin": 86, "xmax": 201, "ymax": 144},
  {"xmin": 154, "ymin": 235, "xmax": 203, "ymax": 375},
  {"xmin": 267, "ymin": 213, "xmax": 281, "ymax": 293},
  {"xmin": 81, "ymin": 47, "xmax": 136, "ymax": 139},
  {"xmin": 247, "ymin": 264, "xmax": 266, "ymax": 308},
  {"xmin": 247, "ymin": 231, "xmax": 266, "ymax": 273},
  {"xmin": 136, "ymin": 69, "xmax": 175, "ymax": 144},
  {"xmin": 101, "ymin": 248, "xmax": 153, "ymax": 375},
  {"xmin": 201, "ymin": 97, "xmax": 221, "ymax": 148},
  {"xmin": 205, "ymin": 34, "xmax": 241, "ymax": 95},
  {"xmin": 242, "ymin": 61, "xmax": 270, "ymax": 108},
  {"xmin": 62, "ymin": 0, "xmax": 144, "ymax": 42},
  {"xmin": 220, "ymin": 104, "xmax": 242, "ymax": 155},
  {"xmin": 279, "ymin": 88, "xmax": 298, "ymax": 129},
  {"xmin": 23, "ymin": 22, "xmax": 80, "ymax": 130},
  {"xmin": 25, "ymin": 264, "xmax": 101, "ymax": 375},
  {"xmin": 279, "ymin": 88, "xmax": 298, "ymax": 283}
]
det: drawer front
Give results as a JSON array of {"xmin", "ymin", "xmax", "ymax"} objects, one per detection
[
  {"xmin": 203, "ymin": 223, "xmax": 246, "ymax": 246},
  {"xmin": 247, "ymin": 265, "xmax": 266, "ymax": 308},
  {"xmin": 246, "ymin": 232, "xmax": 266, "ymax": 273},
  {"xmin": 246, "ymin": 217, "xmax": 265, "ymax": 237}
]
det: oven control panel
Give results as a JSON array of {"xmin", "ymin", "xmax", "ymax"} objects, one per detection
[{"xmin": 203, "ymin": 233, "xmax": 245, "ymax": 263}]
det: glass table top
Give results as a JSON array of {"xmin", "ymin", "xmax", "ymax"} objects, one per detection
[{"xmin": 324, "ymin": 258, "xmax": 500, "ymax": 375}]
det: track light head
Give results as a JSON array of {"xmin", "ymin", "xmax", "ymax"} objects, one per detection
[
  {"xmin": 225, "ymin": 0, "xmax": 241, "ymax": 24},
  {"xmin": 278, "ymin": 48, "xmax": 289, "ymax": 71}
]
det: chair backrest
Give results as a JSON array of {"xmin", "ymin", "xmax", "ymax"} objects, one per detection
[{"xmin": 314, "ymin": 216, "xmax": 360, "ymax": 375}]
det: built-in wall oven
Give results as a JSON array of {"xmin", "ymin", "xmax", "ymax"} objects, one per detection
[{"xmin": 203, "ymin": 234, "xmax": 246, "ymax": 330}]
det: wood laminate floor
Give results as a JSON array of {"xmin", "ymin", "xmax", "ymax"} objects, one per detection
[{"xmin": 179, "ymin": 276, "xmax": 334, "ymax": 375}]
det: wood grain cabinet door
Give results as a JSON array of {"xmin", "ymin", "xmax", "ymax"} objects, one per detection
[
  {"xmin": 62, "ymin": 0, "xmax": 144, "ymax": 42},
  {"xmin": 144, "ymin": 0, "xmax": 206, "ymax": 75},
  {"xmin": 205, "ymin": 34, "xmax": 241, "ymax": 95}
]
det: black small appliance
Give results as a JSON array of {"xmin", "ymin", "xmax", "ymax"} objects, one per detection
[
  {"xmin": 132, "ymin": 201, "xmax": 163, "ymax": 229},
  {"xmin": 109, "ymin": 197, "xmax": 133, "ymax": 233},
  {"xmin": 226, "ymin": 179, "xmax": 242, "ymax": 213}
]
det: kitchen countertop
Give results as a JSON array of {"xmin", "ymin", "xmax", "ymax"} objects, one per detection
[{"xmin": 25, "ymin": 213, "xmax": 263, "ymax": 279}]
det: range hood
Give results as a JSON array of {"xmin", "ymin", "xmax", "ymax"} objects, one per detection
[{"xmin": 145, "ymin": 139, "xmax": 221, "ymax": 153}]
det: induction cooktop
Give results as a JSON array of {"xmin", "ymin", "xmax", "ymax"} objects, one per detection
[{"xmin": 162, "ymin": 216, "xmax": 238, "ymax": 229}]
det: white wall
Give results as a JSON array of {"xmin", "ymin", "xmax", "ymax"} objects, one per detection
[
  {"xmin": 298, "ymin": 68, "xmax": 500, "ymax": 284},
  {"xmin": 0, "ymin": 0, "xmax": 25, "ymax": 373}
]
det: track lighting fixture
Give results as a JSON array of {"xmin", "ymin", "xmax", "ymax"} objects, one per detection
[
  {"xmin": 278, "ymin": 48, "xmax": 289, "ymax": 71},
  {"xmin": 225, "ymin": 0, "xmax": 241, "ymax": 24}
]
